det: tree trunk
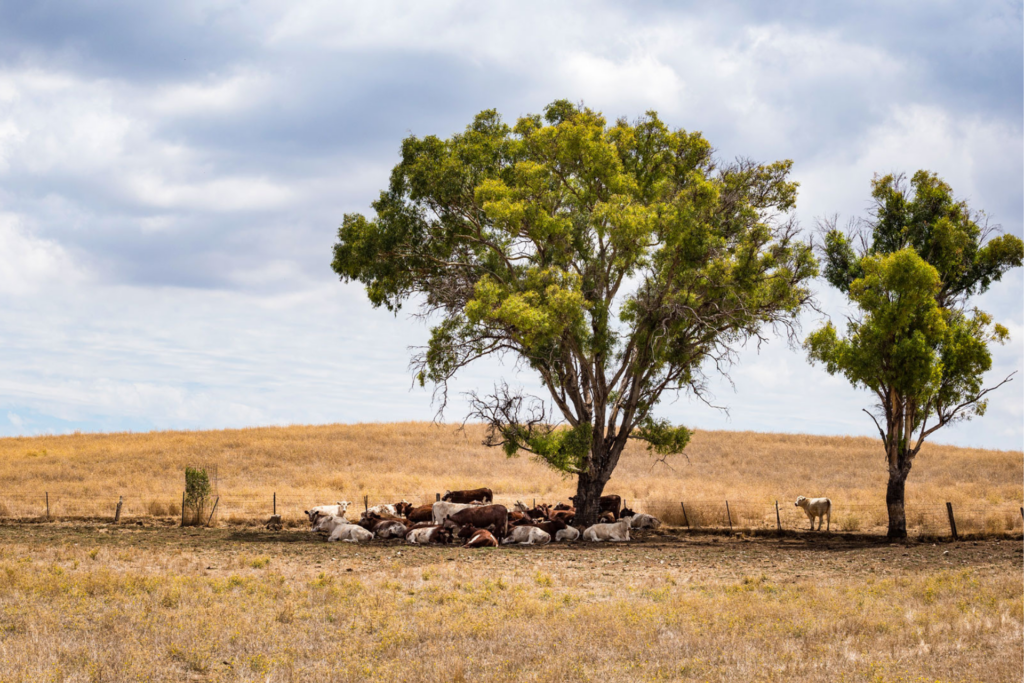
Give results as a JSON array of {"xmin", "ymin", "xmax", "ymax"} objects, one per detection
[
  {"xmin": 573, "ymin": 472, "xmax": 607, "ymax": 527},
  {"xmin": 885, "ymin": 467, "xmax": 908, "ymax": 539}
]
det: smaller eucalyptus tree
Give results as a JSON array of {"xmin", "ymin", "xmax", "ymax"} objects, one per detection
[{"xmin": 806, "ymin": 171, "xmax": 1022, "ymax": 538}]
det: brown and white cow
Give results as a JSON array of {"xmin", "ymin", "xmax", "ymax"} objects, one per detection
[
  {"xmin": 443, "ymin": 504, "xmax": 508, "ymax": 538},
  {"xmin": 406, "ymin": 504, "xmax": 435, "ymax": 523},
  {"xmin": 460, "ymin": 526, "xmax": 499, "ymax": 548},
  {"xmin": 405, "ymin": 525, "xmax": 452, "ymax": 545},
  {"xmin": 442, "ymin": 488, "xmax": 493, "ymax": 504}
]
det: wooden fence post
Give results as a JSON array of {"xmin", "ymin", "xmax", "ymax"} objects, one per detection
[
  {"xmin": 775, "ymin": 500, "xmax": 782, "ymax": 534},
  {"xmin": 1019, "ymin": 506, "xmax": 1023, "ymax": 521},
  {"xmin": 114, "ymin": 496, "xmax": 123, "ymax": 524},
  {"xmin": 45, "ymin": 492, "xmax": 50, "ymax": 519},
  {"xmin": 181, "ymin": 491, "xmax": 186, "ymax": 527},
  {"xmin": 207, "ymin": 497, "xmax": 220, "ymax": 526},
  {"xmin": 435, "ymin": 493, "xmax": 440, "ymax": 502},
  {"xmin": 725, "ymin": 500, "xmax": 732, "ymax": 533},
  {"xmin": 679, "ymin": 502, "xmax": 689, "ymax": 528},
  {"xmin": 363, "ymin": 495, "xmax": 368, "ymax": 513},
  {"xmin": 945, "ymin": 502, "xmax": 958, "ymax": 541},
  {"xmin": 273, "ymin": 492, "xmax": 276, "ymax": 516}
]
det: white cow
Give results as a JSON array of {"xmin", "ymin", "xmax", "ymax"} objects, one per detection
[
  {"xmin": 313, "ymin": 514, "xmax": 373, "ymax": 542},
  {"xmin": 795, "ymin": 496, "xmax": 831, "ymax": 531},
  {"xmin": 366, "ymin": 501, "xmax": 409, "ymax": 517},
  {"xmin": 583, "ymin": 520, "xmax": 631, "ymax": 542},
  {"xmin": 305, "ymin": 501, "xmax": 351, "ymax": 525},
  {"xmin": 406, "ymin": 526, "xmax": 450, "ymax": 545},
  {"xmin": 501, "ymin": 526, "xmax": 551, "ymax": 545},
  {"xmin": 432, "ymin": 501, "xmax": 477, "ymax": 525},
  {"xmin": 373, "ymin": 520, "xmax": 408, "ymax": 539},
  {"xmin": 555, "ymin": 526, "xmax": 580, "ymax": 542},
  {"xmin": 626, "ymin": 513, "xmax": 662, "ymax": 530}
]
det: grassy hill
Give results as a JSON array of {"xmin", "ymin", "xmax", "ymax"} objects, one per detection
[{"xmin": 0, "ymin": 422, "xmax": 1020, "ymax": 533}]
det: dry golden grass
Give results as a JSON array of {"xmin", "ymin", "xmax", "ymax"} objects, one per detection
[
  {"xmin": 0, "ymin": 423, "xmax": 1020, "ymax": 533},
  {"xmin": 0, "ymin": 525, "xmax": 1019, "ymax": 683}
]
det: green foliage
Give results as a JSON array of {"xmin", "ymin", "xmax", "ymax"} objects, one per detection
[
  {"xmin": 821, "ymin": 171, "xmax": 1022, "ymax": 305},
  {"xmin": 334, "ymin": 100, "xmax": 816, "ymax": 482},
  {"xmin": 632, "ymin": 417, "xmax": 693, "ymax": 456},
  {"xmin": 184, "ymin": 467, "xmax": 211, "ymax": 527}
]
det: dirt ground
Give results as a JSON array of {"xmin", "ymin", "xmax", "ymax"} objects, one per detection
[
  {"xmin": 2, "ymin": 520, "xmax": 1019, "ymax": 579},
  {"xmin": 0, "ymin": 522, "xmax": 1021, "ymax": 682}
]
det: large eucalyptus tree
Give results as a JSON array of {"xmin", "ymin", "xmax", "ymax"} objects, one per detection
[{"xmin": 333, "ymin": 100, "xmax": 816, "ymax": 523}]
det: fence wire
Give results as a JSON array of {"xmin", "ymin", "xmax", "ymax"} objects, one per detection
[{"xmin": 0, "ymin": 491, "xmax": 1020, "ymax": 537}]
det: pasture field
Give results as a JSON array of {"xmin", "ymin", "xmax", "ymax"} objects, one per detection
[
  {"xmin": 0, "ymin": 423, "xmax": 1021, "ymax": 535},
  {"xmin": 0, "ymin": 522, "xmax": 1020, "ymax": 682}
]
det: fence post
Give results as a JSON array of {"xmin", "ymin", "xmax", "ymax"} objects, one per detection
[
  {"xmin": 945, "ymin": 502, "xmax": 958, "ymax": 541},
  {"xmin": 725, "ymin": 500, "xmax": 732, "ymax": 533},
  {"xmin": 114, "ymin": 496, "xmax": 123, "ymax": 524},
  {"xmin": 181, "ymin": 491, "xmax": 186, "ymax": 527},
  {"xmin": 680, "ymin": 502, "xmax": 689, "ymax": 528},
  {"xmin": 207, "ymin": 496, "xmax": 220, "ymax": 526},
  {"xmin": 364, "ymin": 495, "xmax": 368, "ymax": 513},
  {"xmin": 273, "ymin": 492, "xmax": 276, "ymax": 516},
  {"xmin": 775, "ymin": 500, "xmax": 782, "ymax": 534},
  {"xmin": 45, "ymin": 492, "xmax": 50, "ymax": 520},
  {"xmin": 435, "ymin": 493, "xmax": 440, "ymax": 502},
  {"xmin": 1019, "ymin": 506, "xmax": 1023, "ymax": 521}
]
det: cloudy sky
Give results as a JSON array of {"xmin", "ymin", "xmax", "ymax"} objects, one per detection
[{"xmin": 1, "ymin": 1, "xmax": 1021, "ymax": 450}]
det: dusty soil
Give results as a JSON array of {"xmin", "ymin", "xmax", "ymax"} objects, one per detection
[{"xmin": 2, "ymin": 521, "xmax": 1019, "ymax": 581}]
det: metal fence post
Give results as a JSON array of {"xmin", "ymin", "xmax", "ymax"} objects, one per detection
[
  {"xmin": 680, "ymin": 502, "xmax": 689, "ymax": 528},
  {"xmin": 725, "ymin": 500, "xmax": 732, "ymax": 533},
  {"xmin": 946, "ymin": 502, "xmax": 958, "ymax": 541},
  {"xmin": 273, "ymin": 492, "xmax": 276, "ymax": 516},
  {"xmin": 775, "ymin": 500, "xmax": 782, "ymax": 534}
]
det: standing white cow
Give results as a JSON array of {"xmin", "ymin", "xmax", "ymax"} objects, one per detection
[
  {"xmin": 501, "ymin": 526, "xmax": 551, "ymax": 545},
  {"xmin": 795, "ymin": 496, "xmax": 831, "ymax": 531},
  {"xmin": 583, "ymin": 520, "xmax": 630, "ymax": 542},
  {"xmin": 313, "ymin": 514, "xmax": 373, "ymax": 542}
]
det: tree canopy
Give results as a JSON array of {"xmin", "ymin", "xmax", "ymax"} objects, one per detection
[{"xmin": 333, "ymin": 100, "xmax": 817, "ymax": 520}]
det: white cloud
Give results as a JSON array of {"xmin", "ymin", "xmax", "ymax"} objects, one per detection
[{"xmin": 0, "ymin": 214, "xmax": 87, "ymax": 295}]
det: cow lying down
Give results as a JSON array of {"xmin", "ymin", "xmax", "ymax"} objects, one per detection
[
  {"xmin": 502, "ymin": 526, "xmax": 551, "ymax": 545},
  {"xmin": 406, "ymin": 525, "xmax": 452, "ymax": 545},
  {"xmin": 622, "ymin": 513, "xmax": 662, "ymax": 530},
  {"xmin": 304, "ymin": 501, "xmax": 351, "ymax": 525},
  {"xmin": 583, "ymin": 520, "xmax": 630, "ymax": 542},
  {"xmin": 313, "ymin": 514, "xmax": 374, "ymax": 542}
]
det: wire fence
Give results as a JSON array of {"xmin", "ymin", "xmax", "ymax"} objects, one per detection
[{"xmin": 0, "ymin": 490, "xmax": 1021, "ymax": 538}]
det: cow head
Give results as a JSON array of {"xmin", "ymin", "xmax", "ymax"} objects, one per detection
[
  {"xmin": 337, "ymin": 501, "xmax": 351, "ymax": 514},
  {"xmin": 795, "ymin": 496, "xmax": 807, "ymax": 508},
  {"xmin": 620, "ymin": 507, "xmax": 636, "ymax": 519},
  {"xmin": 441, "ymin": 490, "xmax": 453, "ymax": 502}
]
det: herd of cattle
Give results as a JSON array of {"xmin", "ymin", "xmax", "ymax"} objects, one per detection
[{"xmin": 302, "ymin": 487, "xmax": 664, "ymax": 547}]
